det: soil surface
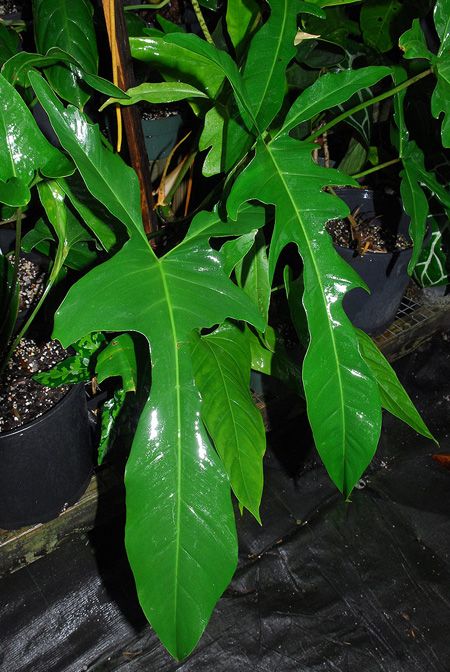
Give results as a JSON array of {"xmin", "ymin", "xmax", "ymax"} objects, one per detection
[
  {"xmin": 327, "ymin": 208, "xmax": 411, "ymax": 255},
  {"xmin": 0, "ymin": 257, "xmax": 69, "ymax": 433},
  {"xmin": 0, "ymin": 338, "xmax": 69, "ymax": 432}
]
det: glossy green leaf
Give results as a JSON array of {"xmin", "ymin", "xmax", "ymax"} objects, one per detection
[
  {"xmin": 247, "ymin": 325, "xmax": 304, "ymax": 396},
  {"xmin": 53, "ymin": 214, "xmax": 263, "ymax": 657},
  {"xmin": 22, "ymin": 215, "xmax": 97, "ymax": 271},
  {"xmin": 191, "ymin": 321, "xmax": 266, "ymax": 520},
  {"xmin": 235, "ymin": 229, "xmax": 270, "ymax": 323},
  {"xmin": 221, "ymin": 231, "xmax": 257, "ymax": 277},
  {"xmin": 32, "ymin": 0, "xmax": 98, "ymax": 108},
  {"xmin": 401, "ymin": 142, "xmax": 450, "ymax": 273},
  {"xmin": 163, "ymin": 33, "xmax": 253, "ymax": 130},
  {"xmin": 57, "ymin": 177, "xmax": 118, "ymax": 252},
  {"xmin": 226, "ymin": 0, "xmax": 260, "ymax": 60},
  {"xmin": 280, "ymin": 66, "xmax": 391, "ymax": 136},
  {"xmin": 2, "ymin": 50, "xmax": 126, "ymax": 100},
  {"xmin": 228, "ymin": 136, "xmax": 382, "ymax": 495},
  {"xmin": 0, "ymin": 72, "xmax": 71, "ymax": 185},
  {"xmin": 130, "ymin": 35, "xmax": 225, "ymax": 98},
  {"xmin": 242, "ymin": 0, "xmax": 300, "ymax": 131},
  {"xmin": 199, "ymin": 96, "xmax": 254, "ymax": 176},
  {"xmin": 102, "ymin": 81, "xmax": 208, "ymax": 109},
  {"xmin": 0, "ymin": 23, "xmax": 19, "ymax": 66},
  {"xmin": 37, "ymin": 180, "xmax": 94, "ymax": 274},
  {"xmin": 96, "ymin": 333, "xmax": 137, "ymax": 393},
  {"xmin": 398, "ymin": 19, "xmax": 433, "ymax": 61},
  {"xmin": 35, "ymin": 83, "xmax": 265, "ymax": 657},
  {"xmin": 356, "ymin": 329, "xmax": 435, "ymax": 441},
  {"xmin": 29, "ymin": 71, "xmax": 144, "ymax": 236},
  {"xmin": 0, "ymin": 177, "xmax": 30, "ymax": 207}
]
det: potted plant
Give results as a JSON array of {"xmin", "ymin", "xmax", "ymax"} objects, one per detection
[
  {"xmin": 0, "ymin": 0, "xmax": 130, "ymax": 528},
  {"xmin": 4, "ymin": 0, "xmax": 448, "ymax": 660}
]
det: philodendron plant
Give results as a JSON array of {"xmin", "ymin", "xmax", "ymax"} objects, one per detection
[{"xmin": 11, "ymin": 0, "xmax": 448, "ymax": 660}]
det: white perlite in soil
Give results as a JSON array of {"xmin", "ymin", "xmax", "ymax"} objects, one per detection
[
  {"xmin": 0, "ymin": 337, "xmax": 70, "ymax": 432},
  {"xmin": 0, "ymin": 256, "xmax": 69, "ymax": 432}
]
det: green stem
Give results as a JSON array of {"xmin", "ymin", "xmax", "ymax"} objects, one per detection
[
  {"xmin": 4, "ymin": 239, "xmax": 68, "ymax": 373},
  {"xmin": 352, "ymin": 157, "xmax": 401, "ymax": 180},
  {"xmin": 306, "ymin": 68, "xmax": 433, "ymax": 142},
  {"xmin": 124, "ymin": 0, "xmax": 171, "ymax": 10},
  {"xmin": 190, "ymin": 0, "xmax": 214, "ymax": 44}
]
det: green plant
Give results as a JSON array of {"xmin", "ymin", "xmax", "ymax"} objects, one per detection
[
  {"xmin": 0, "ymin": 0, "xmax": 128, "ymax": 375},
  {"xmin": 2, "ymin": 0, "xmax": 449, "ymax": 662}
]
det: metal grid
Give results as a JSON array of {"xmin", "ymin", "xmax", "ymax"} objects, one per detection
[{"xmin": 374, "ymin": 291, "xmax": 450, "ymax": 360}]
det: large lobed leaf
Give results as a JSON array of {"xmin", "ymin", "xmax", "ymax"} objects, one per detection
[
  {"xmin": 31, "ymin": 68, "xmax": 265, "ymax": 659},
  {"xmin": 228, "ymin": 136, "xmax": 382, "ymax": 495}
]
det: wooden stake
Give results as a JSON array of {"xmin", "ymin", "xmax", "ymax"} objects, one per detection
[{"xmin": 102, "ymin": 0, "xmax": 157, "ymax": 239}]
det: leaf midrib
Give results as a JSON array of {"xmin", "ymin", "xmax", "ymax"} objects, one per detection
[
  {"xmin": 265, "ymin": 141, "xmax": 347, "ymax": 486},
  {"xmin": 157, "ymin": 259, "xmax": 183, "ymax": 634}
]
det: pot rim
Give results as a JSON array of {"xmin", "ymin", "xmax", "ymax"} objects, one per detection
[{"xmin": 0, "ymin": 382, "xmax": 84, "ymax": 441}]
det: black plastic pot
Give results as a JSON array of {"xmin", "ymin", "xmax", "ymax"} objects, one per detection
[
  {"xmin": 0, "ymin": 383, "xmax": 93, "ymax": 530},
  {"xmin": 334, "ymin": 188, "xmax": 413, "ymax": 336}
]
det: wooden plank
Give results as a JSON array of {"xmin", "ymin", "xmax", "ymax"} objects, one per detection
[{"xmin": 0, "ymin": 465, "xmax": 122, "ymax": 578}]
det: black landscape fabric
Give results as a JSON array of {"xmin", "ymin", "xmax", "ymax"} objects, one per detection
[{"xmin": 1, "ymin": 333, "xmax": 450, "ymax": 671}]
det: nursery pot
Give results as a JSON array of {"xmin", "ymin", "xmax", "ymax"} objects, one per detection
[
  {"xmin": 0, "ymin": 383, "xmax": 93, "ymax": 530},
  {"xmin": 141, "ymin": 113, "xmax": 183, "ymax": 160},
  {"xmin": 333, "ymin": 188, "xmax": 413, "ymax": 336}
]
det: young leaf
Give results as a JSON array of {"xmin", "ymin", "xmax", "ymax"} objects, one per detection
[
  {"xmin": 398, "ymin": 19, "xmax": 433, "ymax": 61},
  {"xmin": 191, "ymin": 321, "xmax": 266, "ymax": 521},
  {"xmin": 280, "ymin": 66, "xmax": 391, "ymax": 136},
  {"xmin": 356, "ymin": 328, "xmax": 435, "ymax": 442},
  {"xmin": 242, "ymin": 0, "xmax": 300, "ymax": 131},
  {"xmin": 247, "ymin": 325, "xmax": 304, "ymax": 396},
  {"xmin": 228, "ymin": 137, "xmax": 382, "ymax": 496},
  {"xmin": 235, "ymin": 229, "xmax": 270, "ymax": 323},
  {"xmin": 101, "ymin": 81, "xmax": 208, "ymax": 109},
  {"xmin": 226, "ymin": 0, "xmax": 260, "ymax": 60},
  {"xmin": 96, "ymin": 333, "xmax": 137, "ymax": 393},
  {"xmin": 32, "ymin": 0, "xmax": 98, "ymax": 108}
]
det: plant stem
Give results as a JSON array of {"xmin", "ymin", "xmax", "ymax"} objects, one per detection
[
  {"xmin": 351, "ymin": 157, "xmax": 401, "ymax": 180},
  {"xmin": 307, "ymin": 68, "xmax": 432, "ymax": 142},
  {"xmin": 190, "ymin": 0, "xmax": 214, "ymax": 44}
]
